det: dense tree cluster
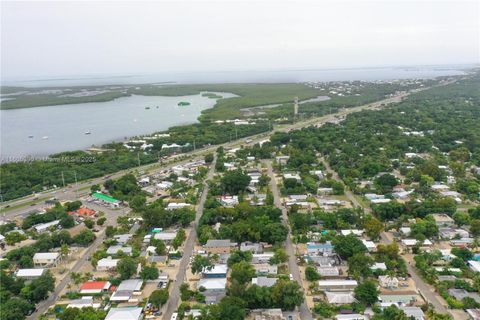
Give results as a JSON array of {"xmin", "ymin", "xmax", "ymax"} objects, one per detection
[{"xmin": 198, "ymin": 203, "xmax": 287, "ymax": 245}]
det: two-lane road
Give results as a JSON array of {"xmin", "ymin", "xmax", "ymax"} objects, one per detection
[
  {"xmin": 266, "ymin": 161, "xmax": 313, "ymax": 320},
  {"xmin": 162, "ymin": 155, "xmax": 217, "ymax": 320}
]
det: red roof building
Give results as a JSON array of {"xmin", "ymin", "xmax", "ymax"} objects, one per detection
[{"xmin": 79, "ymin": 281, "xmax": 111, "ymax": 294}]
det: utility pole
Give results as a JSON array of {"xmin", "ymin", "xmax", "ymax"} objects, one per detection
[
  {"xmin": 235, "ymin": 126, "xmax": 238, "ymax": 140},
  {"xmin": 137, "ymin": 152, "xmax": 141, "ymax": 166},
  {"xmin": 193, "ymin": 139, "xmax": 196, "ymax": 151},
  {"xmin": 74, "ymin": 171, "xmax": 78, "ymax": 199}
]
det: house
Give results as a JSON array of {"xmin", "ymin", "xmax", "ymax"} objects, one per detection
[
  {"xmin": 67, "ymin": 297, "xmax": 100, "ymax": 309},
  {"xmin": 400, "ymin": 227, "xmax": 411, "ymax": 236},
  {"xmin": 275, "ymin": 156, "xmax": 290, "ymax": 165},
  {"xmin": 166, "ymin": 202, "xmax": 190, "ymax": 210},
  {"xmin": 71, "ymin": 207, "xmax": 95, "ymax": 216},
  {"xmin": 33, "ymin": 252, "xmax": 60, "ymax": 267},
  {"xmin": 240, "ymin": 241, "xmax": 264, "ymax": 253},
  {"xmin": 148, "ymin": 255, "xmax": 168, "ymax": 266},
  {"xmin": 431, "ymin": 214, "xmax": 455, "ymax": 228},
  {"xmin": 110, "ymin": 279, "xmax": 144, "ymax": 302},
  {"xmin": 252, "ymin": 276, "xmax": 278, "ymax": 287},
  {"xmin": 335, "ymin": 314, "xmax": 367, "ymax": 320},
  {"xmin": 252, "ymin": 253, "xmax": 275, "ymax": 264},
  {"xmin": 197, "ymin": 278, "xmax": 227, "ymax": 293},
  {"xmin": 202, "ymin": 264, "xmax": 228, "ymax": 278},
  {"xmin": 251, "ymin": 308, "xmax": 300, "ymax": 320},
  {"xmin": 378, "ymin": 291, "xmax": 418, "ymax": 305},
  {"xmin": 204, "ymin": 239, "xmax": 237, "ymax": 254},
  {"xmin": 107, "ymin": 245, "xmax": 132, "ymax": 256},
  {"xmin": 448, "ymin": 289, "xmax": 480, "ymax": 304},
  {"xmin": 79, "ymin": 281, "xmax": 111, "ymax": 294},
  {"xmin": 154, "ymin": 231, "xmax": 177, "ymax": 242},
  {"xmin": 254, "ymin": 264, "xmax": 278, "ymax": 275},
  {"xmin": 105, "ymin": 307, "xmax": 143, "ymax": 320},
  {"xmin": 16, "ymin": 268, "xmax": 45, "ymax": 280},
  {"xmin": 378, "ymin": 275, "xmax": 399, "ymax": 289},
  {"xmin": 157, "ymin": 181, "xmax": 173, "ymax": 190},
  {"xmin": 401, "ymin": 239, "xmax": 432, "ymax": 247},
  {"xmin": 219, "ymin": 196, "xmax": 239, "ymax": 208},
  {"xmin": 307, "ymin": 242, "xmax": 335, "ymax": 255},
  {"xmin": 466, "ymin": 309, "xmax": 480, "ymax": 320},
  {"xmin": 450, "ymin": 238, "xmax": 474, "ymax": 247},
  {"xmin": 325, "ymin": 291, "xmax": 356, "ymax": 304},
  {"xmin": 362, "ymin": 240, "xmax": 376, "ymax": 251},
  {"xmin": 283, "ymin": 173, "xmax": 301, "ymax": 181},
  {"xmin": 318, "ymin": 187, "xmax": 334, "ymax": 195},
  {"xmin": 371, "ymin": 198, "xmax": 391, "ymax": 204},
  {"xmin": 317, "ymin": 266, "xmax": 340, "ymax": 277},
  {"xmin": 33, "ymin": 220, "xmax": 60, "ymax": 233},
  {"xmin": 400, "ymin": 307, "xmax": 425, "ymax": 320},
  {"xmin": 371, "ymin": 262, "xmax": 387, "ymax": 271},
  {"xmin": 431, "ymin": 184, "xmax": 450, "ymax": 192},
  {"xmin": 114, "ymin": 234, "xmax": 132, "ymax": 244},
  {"xmin": 468, "ymin": 260, "xmax": 480, "ymax": 273},
  {"xmin": 97, "ymin": 257, "xmax": 119, "ymax": 271},
  {"xmin": 439, "ymin": 228, "xmax": 469, "ymax": 240},
  {"xmin": 318, "ymin": 280, "xmax": 358, "ymax": 291},
  {"xmin": 340, "ymin": 229, "xmax": 364, "ymax": 237}
]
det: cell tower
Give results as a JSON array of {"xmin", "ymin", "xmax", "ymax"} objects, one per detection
[{"xmin": 293, "ymin": 96, "xmax": 299, "ymax": 120}]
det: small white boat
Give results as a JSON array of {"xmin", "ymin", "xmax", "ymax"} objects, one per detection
[
  {"xmin": 85, "ymin": 131, "xmax": 91, "ymax": 135},
  {"xmin": 42, "ymin": 136, "xmax": 49, "ymax": 140}
]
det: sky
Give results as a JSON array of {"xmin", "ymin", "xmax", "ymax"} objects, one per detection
[{"xmin": 1, "ymin": 0, "xmax": 479, "ymax": 80}]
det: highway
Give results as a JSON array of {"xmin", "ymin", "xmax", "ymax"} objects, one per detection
[
  {"xmin": 162, "ymin": 155, "xmax": 217, "ymax": 320},
  {"xmin": 266, "ymin": 161, "xmax": 313, "ymax": 320}
]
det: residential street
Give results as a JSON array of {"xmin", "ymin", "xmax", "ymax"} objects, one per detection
[
  {"xmin": 266, "ymin": 160, "xmax": 313, "ymax": 320},
  {"xmin": 322, "ymin": 157, "xmax": 456, "ymax": 317},
  {"xmin": 27, "ymin": 205, "xmax": 122, "ymax": 319},
  {"xmin": 162, "ymin": 155, "xmax": 217, "ymax": 320}
]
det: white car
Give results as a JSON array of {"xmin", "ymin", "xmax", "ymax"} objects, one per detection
[{"xmin": 289, "ymin": 274, "xmax": 294, "ymax": 281}]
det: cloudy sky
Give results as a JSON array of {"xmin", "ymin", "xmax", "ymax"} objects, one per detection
[{"xmin": 1, "ymin": 0, "xmax": 479, "ymax": 80}]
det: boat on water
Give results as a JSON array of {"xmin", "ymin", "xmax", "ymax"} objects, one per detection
[
  {"xmin": 28, "ymin": 135, "xmax": 34, "ymax": 138},
  {"xmin": 42, "ymin": 136, "xmax": 49, "ymax": 140},
  {"xmin": 85, "ymin": 131, "xmax": 91, "ymax": 135},
  {"xmin": 145, "ymin": 106, "xmax": 150, "ymax": 110},
  {"xmin": 177, "ymin": 101, "xmax": 190, "ymax": 106}
]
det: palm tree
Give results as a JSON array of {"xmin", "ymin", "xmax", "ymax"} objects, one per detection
[{"xmin": 60, "ymin": 243, "xmax": 70, "ymax": 264}]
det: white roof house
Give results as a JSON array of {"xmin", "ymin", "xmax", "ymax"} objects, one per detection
[
  {"xmin": 67, "ymin": 298, "xmax": 101, "ymax": 309},
  {"xmin": 252, "ymin": 277, "xmax": 278, "ymax": 287},
  {"xmin": 105, "ymin": 307, "xmax": 143, "ymax": 320},
  {"xmin": 197, "ymin": 278, "xmax": 227, "ymax": 291},
  {"xmin": 340, "ymin": 229, "xmax": 364, "ymax": 236},
  {"xmin": 371, "ymin": 262, "xmax": 387, "ymax": 271},
  {"xmin": 335, "ymin": 314, "xmax": 368, "ymax": 320},
  {"xmin": 107, "ymin": 245, "xmax": 132, "ymax": 256},
  {"xmin": 154, "ymin": 231, "xmax": 177, "ymax": 241},
  {"xmin": 33, "ymin": 252, "xmax": 60, "ymax": 267},
  {"xmin": 110, "ymin": 279, "xmax": 144, "ymax": 302},
  {"xmin": 362, "ymin": 240, "xmax": 376, "ymax": 251},
  {"xmin": 318, "ymin": 280, "xmax": 358, "ymax": 291},
  {"xmin": 33, "ymin": 220, "xmax": 60, "ymax": 233},
  {"xmin": 16, "ymin": 268, "xmax": 45, "ymax": 279},
  {"xmin": 468, "ymin": 260, "xmax": 480, "ymax": 273},
  {"xmin": 378, "ymin": 275, "xmax": 399, "ymax": 288},
  {"xmin": 166, "ymin": 203, "xmax": 190, "ymax": 210},
  {"xmin": 325, "ymin": 291, "xmax": 356, "ymax": 304},
  {"xmin": 97, "ymin": 257, "xmax": 119, "ymax": 270}
]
